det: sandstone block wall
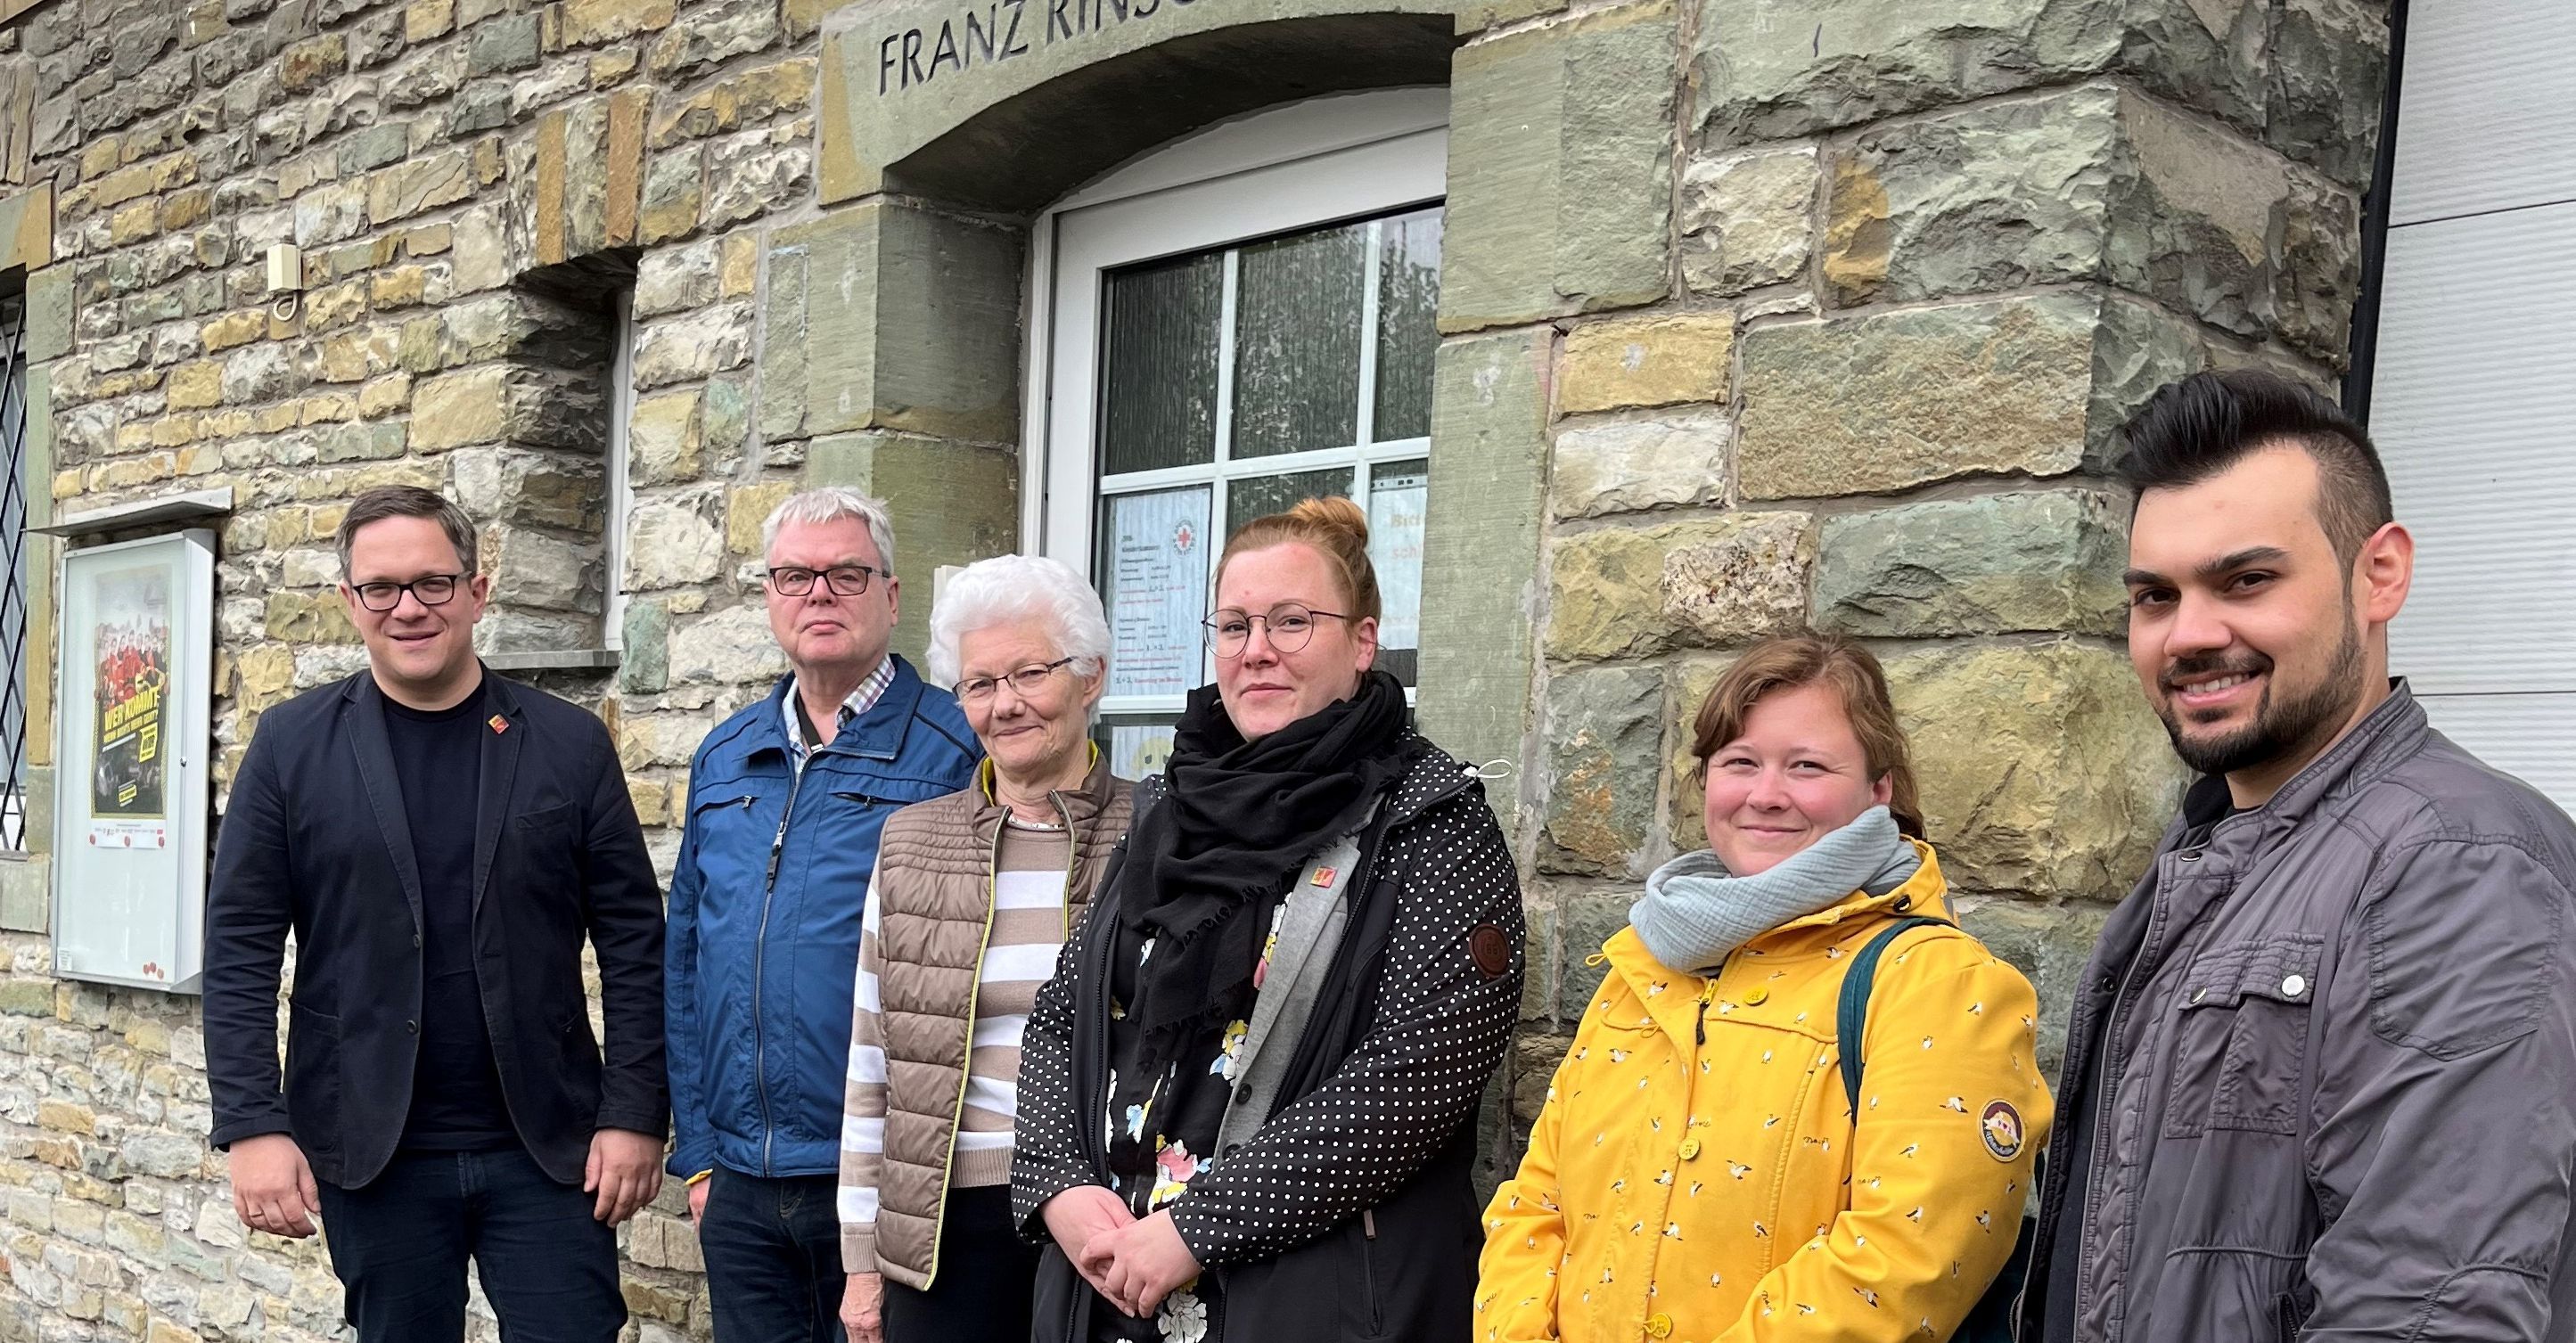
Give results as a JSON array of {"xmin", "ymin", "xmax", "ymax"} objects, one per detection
[
  {"xmin": 1421, "ymin": 0, "xmax": 2388, "ymax": 1157},
  {"xmin": 2, "ymin": 0, "xmax": 850, "ymax": 1336}
]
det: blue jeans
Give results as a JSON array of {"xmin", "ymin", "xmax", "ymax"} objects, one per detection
[
  {"xmin": 315, "ymin": 1147, "xmax": 622, "ymax": 1343},
  {"xmin": 700, "ymin": 1169, "xmax": 847, "ymax": 1343}
]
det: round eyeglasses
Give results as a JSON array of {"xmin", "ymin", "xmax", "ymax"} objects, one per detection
[
  {"xmin": 350, "ymin": 573, "xmax": 465, "ymax": 612},
  {"xmin": 766, "ymin": 564, "xmax": 883, "ymax": 597},
  {"xmin": 1204, "ymin": 603, "xmax": 1350, "ymax": 659}
]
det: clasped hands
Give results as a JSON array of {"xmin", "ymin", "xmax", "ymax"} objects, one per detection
[{"xmin": 1041, "ymin": 1184, "xmax": 1203, "ymax": 1318}]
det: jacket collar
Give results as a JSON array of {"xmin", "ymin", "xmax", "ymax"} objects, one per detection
[
  {"xmin": 1604, "ymin": 839, "xmax": 1956, "ymax": 1032},
  {"xmin": 759, "ymin": 654, "xmax": 931, "ymax": 762},
  {"xmin": 2185, "ymin": 677, "xmax": 2430, "ymax": 849},
  {"xmin": 967, "ymin": 748, "xmax": 1121, "ymax": 831}
]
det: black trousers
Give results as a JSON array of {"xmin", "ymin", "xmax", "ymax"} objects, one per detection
[
  {"xmin": 701, "ymin": 1168, "xmax": 847, "ymax": 1343},
  {"xmin": 883, "ymin": 1183, "xmax": 1041, "ymax": 1343},
  {"xmin": 315, "ymin": 1147, "xmax": 622, "ymax": 1343}
]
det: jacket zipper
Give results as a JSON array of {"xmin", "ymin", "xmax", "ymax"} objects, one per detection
[
  {"xmin": 2061, "ymin": 844, "xmax": 2188, "ymax": 1334},
  {"xmin": 1695, "ymin": 968, "xmax": 1724, "ymax": 1045},
  {"xmin": 1360, "ymin": 1207, "xmax": 1382, "ymax": 1334},
  {"xmin": 923, "ymin": 805, "xmax": 1017, "ymax": 1290},
  {"xmin": 751, "ymin": 747, "xmax": 823, "ymax": 1176}
]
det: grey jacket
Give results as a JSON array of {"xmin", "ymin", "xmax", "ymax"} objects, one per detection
[{"xmin": 2022, "ymin": 683, "xmax": 2576, "ymax": 1343}]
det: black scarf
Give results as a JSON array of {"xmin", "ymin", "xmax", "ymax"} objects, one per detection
[{"xmin": 1112, "ymin": 668, "xmax": 1419, "ymax": 1082}]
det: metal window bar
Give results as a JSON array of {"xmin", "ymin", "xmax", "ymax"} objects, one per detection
[{"xmin": 0, "ymin": 292, "xmax": 29, "ymax": 851}]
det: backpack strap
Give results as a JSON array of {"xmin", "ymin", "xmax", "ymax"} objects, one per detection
[{"xmin": 1836, "ymin": 915, "xmax": 1956, "ymax": 1114}]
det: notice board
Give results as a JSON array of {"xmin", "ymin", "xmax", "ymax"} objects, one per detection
[{"xmin": 52, "ymin": 530, "xmax": 216, "ymax": 992}]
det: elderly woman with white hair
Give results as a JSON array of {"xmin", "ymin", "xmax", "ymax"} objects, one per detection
[{"xmin": 838, "ymin": 554, "xmax": 1136, "ymax": 1343}]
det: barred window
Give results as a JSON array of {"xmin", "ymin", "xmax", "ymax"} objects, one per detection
[{"xmin": 0, "ymin": 288, "xmax": 30, "ymax": 850}]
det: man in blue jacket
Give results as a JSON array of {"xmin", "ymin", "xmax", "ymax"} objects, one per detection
[{"xmin": 667, "ymin": 487, "xmax": 980, "ymax": 1342}]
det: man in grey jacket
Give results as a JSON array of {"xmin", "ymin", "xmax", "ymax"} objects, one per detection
[{"xmin": 2022, "ymin": 369, "xmax": 2576, "ymax": 1343}]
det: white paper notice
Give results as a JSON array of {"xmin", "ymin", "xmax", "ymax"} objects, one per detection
[
  {"xmin": 1368, "ymin": 465, "xmax": 1427, "ymax": 653},
  {"xmin": 1104, "ymin": 487, "xmax": 1211, "ymax": 698},
  {"xmin": 1108, "ymin": 725, "xmax": 1177, "ymax": 781},
  {"xmin": 86, "ymin": 819, "xmax": 168, "ymax": 849}
]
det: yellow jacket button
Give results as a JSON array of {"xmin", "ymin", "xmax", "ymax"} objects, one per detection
[
  {"xmin": 1743, "ymin": 987, "xmax": 1769, "ymax": 1005},
  {"xmin": 1677, "ymin": 1137, "xmax": 1702, "ymax": 1160},
  {"xmin": 1645, "ymin": 1314, "xmax": 1674, "ymax": 1338}
]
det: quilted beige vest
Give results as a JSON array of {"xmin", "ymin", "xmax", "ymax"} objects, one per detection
[{"xmin": 866, "ymin": 757, "xmax": 1133, "ymax": 1286}]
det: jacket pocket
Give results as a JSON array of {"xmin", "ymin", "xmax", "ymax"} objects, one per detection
[
  {"xmin": 2162, "ymin": 937, "xmax": 2321, "ymax": 1138},
  {"xmin": 512, "ymin": 800, "xmax": 578, "ymax": 833},
  {"xmin": 283, "ymin": 1003, "xmax": 343, "ymax": 1154},
  {"xmin": 2275, "ymin": 1289, "xmax": 2309, "ymax": 1342}
]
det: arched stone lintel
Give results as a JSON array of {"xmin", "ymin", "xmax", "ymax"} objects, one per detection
[{"xmin": 822, "ymin": 8, "xmax": 1456, "ymax": 213}]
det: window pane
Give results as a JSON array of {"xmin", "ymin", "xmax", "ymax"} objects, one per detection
[
  {"xmin": 1374, "ymin": 209, "xmax": 1441, "ymax": 443},
  {"xmin": 1232, "ymin": 223, "xmax": 1365, "ymax": 459},
  {"xmin": 1097, "ymin": 486, "xmax": 1212, "ymax": 698},
  {"xmin": 1368, "ymin": 459, "xmax": 1427, "ymax": 687},
  {"xmin": 1103, "ymin": 253, "xmax": 1222, "ymax": 474},
  {"xmin": 1226, "ymin": 468, "xmax": 1351, "ymax": 540}
]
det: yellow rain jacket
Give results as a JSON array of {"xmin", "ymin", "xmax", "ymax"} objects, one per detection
[{"xmin": 1477, "ymin": 843, "xmax": 2051, "ymax": 1343}]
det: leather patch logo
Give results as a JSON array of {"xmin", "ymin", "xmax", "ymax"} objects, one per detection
[
  {"xmin": 1468, "ymin": 924, "xmax": 1512, "ymax": 980},
  {"xmin": 1981, "ymin": 1100, "xmax": 2025, "ymax": 1162}
]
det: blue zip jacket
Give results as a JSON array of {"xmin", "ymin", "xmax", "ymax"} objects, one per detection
[{"xmin": 664, "ymin": 656, "xmax": 980, "ymax": 1179}]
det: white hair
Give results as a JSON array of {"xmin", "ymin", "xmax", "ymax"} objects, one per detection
[
  {"xmin": 761, "ymin": 487, "xmax": 898, "ymax": 572},
  {"xmin": 928, "ymin": 554, "xmax": 1112, "ymax": 688}
]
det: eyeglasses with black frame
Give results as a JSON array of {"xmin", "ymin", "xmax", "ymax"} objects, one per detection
[
  {"xmin": 766, "ymin": 564, "xmax": 884, "ymax": 597},
  {"xmin": 955, "ymin": 656, "xmax": 1079, "ymax": 705},
  {"xmin": 1204, "ymin": 602, "xmax": 1350, "ymax": 659},
  {"xmin": 350, "ymin": 573, "xmax": 467, "ymax": 612}
]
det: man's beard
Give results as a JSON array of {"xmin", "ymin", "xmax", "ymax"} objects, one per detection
[{"xmin": 2154, "ymin": 620, "xmax": 2367, "ymax": 778}]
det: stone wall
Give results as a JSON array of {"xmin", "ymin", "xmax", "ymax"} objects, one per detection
[
  {"xmin": 1, "ymin": 0, "xmax": 855, "ymax": 1337},
  {"xmin": 0, "ymin": 0, "xmax": 2388, "ymax": 1337},
  {"xmin": 1421, "ymin": 0, "xmax": 2387, "ymax": 1154}
]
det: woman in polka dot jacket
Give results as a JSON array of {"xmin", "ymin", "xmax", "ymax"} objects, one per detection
[
  {"xmin": 1012, "ymin": 498, "xmax": 1525, "ymax": 1343},
  {"xmin": 1477, "ymin": 636, "xmax": 2052, "ymax": 1343}
]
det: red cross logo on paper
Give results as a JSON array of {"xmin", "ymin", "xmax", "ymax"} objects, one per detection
[
  {"xmin": 1173, "ymin": 521, "xmax": 1196, "ymax": 554},
  {"xmin": 488, "ymin": 715, "xmax": 510, "ymax": 735}
]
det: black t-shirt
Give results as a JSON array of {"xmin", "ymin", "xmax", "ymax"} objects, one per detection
[{"xmin": 385, "ymin": 684, "xmax": 518, "ymax": 1153}]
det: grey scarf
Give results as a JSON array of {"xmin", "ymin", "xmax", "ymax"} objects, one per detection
[{"xmin": 1628, "ymin": 807, "xmax": 1923, "ymax": 974}]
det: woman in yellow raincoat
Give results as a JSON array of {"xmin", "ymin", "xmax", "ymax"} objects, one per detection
[{"xmin": 1477, "ymin": 635, "xmax": 2051, "ymax": 1343}]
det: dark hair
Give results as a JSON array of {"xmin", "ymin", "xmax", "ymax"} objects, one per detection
[
  {"xmin": 1688, "ymin": 634, "xmax": 1924, "ymax": 839},
  {"xmin": 2115, "ymin": 369, "xmax": 2394, "ymax": 565},
  {"xmin": 336, "ymin": 486, "xmax": 479, "ymax": 577}
]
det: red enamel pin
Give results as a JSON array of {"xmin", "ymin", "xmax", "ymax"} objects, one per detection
[
  {"xmin": 1309, "ymin": 865, "xmax": 1338, "ymax": 888},
  {"xmin": 488, "ymin": 715, "xmax": 510, "ymax": 734}
]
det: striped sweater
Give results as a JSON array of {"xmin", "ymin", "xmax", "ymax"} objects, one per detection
[{"xmin": 837, "ymin": 759, "xmax": 1132, "ymax": 1286}]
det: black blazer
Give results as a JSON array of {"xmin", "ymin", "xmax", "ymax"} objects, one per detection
[{"xmin": 203, "ymin": 668, "xmax": 667, "ymax": 1189}]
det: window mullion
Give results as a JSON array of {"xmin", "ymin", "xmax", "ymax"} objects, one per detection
[{"xmin": 1357, "ymin": 218, "xmax": 1383, "ymax": 446}]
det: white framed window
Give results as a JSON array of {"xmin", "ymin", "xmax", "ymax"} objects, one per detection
[{"xmin": 1022, "ymin": 89, "xmax": 1448, "ymax": 772}]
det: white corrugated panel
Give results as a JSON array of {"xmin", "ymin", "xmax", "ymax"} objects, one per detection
[
  {"xmin": 2416, "ymin": 692, "xmax": 2576, "ymax": 820},
  {"xmin": 2374, "ymin": 2, "xmax": 2576, "ymax": 818},
  {"xmin": 2375, "ymin": 201, "xmax": 2576, "ymax": 699},
  {"xmin": 2386, "ymin": 0, "xmax": 2576, "ymax": 225}
]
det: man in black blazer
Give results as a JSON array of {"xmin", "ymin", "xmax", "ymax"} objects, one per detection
[{"xmin": 204, "ymin": 486, "xmax": 666, "ymax": 1343}]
